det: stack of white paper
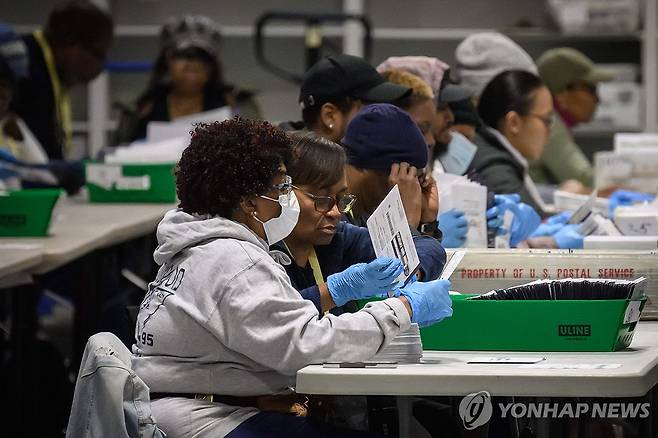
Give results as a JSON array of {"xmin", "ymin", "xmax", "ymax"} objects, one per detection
[
  {"xmin": 434, "ymin": 173, "xmax": 487, "ymax": 247},
  {"xmin": 614, "ymin": 204, "xmax": 658, "ymax": 236},
  {"xmin": 553, "ymin": 190, "xmax": 609, "ymax": 217},
  {"xmin": 104, "ymin": 136, "xmax": 188, "ymax": 164},
  {"xmin": 578, "ymin": 213, "xmax": 621, "ymax": 236},
  {"xmin": 372, "ymin": 323, "xmax": 423, "ymax": 364},
  {"xmin": 595, "ymin": 151, "xmax": 658, "ymax": 193},
  {"xmin": 147, "ymin": 107, "xmax": 232, "ymax": 142},
  {"xmin": 584, "ymin": 235, "xmax": 658, "ymax": 250},
  {"xmin": 615, "ymin": 133, "xmax": 658, "ymax": 152}
]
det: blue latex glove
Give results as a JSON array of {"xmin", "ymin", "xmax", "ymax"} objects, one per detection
[
  {"xmin": 397, "ymin": 279, "xmax": 453, "ymax": 327},
  {"xmin": 608, "ymin": 190, "xmax": 655, "ymax": 217},
  {"xmin": 546, "ymin": 211, "xmax": 572, "ymax": 225},
  {"xmin": 530, "ymin": 212, "xmax": 573, "ymax": 237},
  {"xmin": 486, "ymin": 206, "xmax": 503, "ymax": 231},
  {"xmin": 508, "ymin": 203, "xmax": 541, "ymax": 247},
  {"xmin": 495, "ymin": 193, "xmax": 521, "ymax": 206},
  {"xmin": 327, "ymin": 257, "xmax": 404, "ymax": 306},
  {"xmin": 530, "ymin": 222, "xmax": 563, "ymax": 237},
  {"xmin": 438, "ymin": 209, "xmax": 468, "ymax": 248},
  {"xmin": 487, "ymin": 193, "xmax": 522, "ymax": 234},
  {"xmin": 553, "ymin": 224, "xmax": 584, "ymax": 249}
]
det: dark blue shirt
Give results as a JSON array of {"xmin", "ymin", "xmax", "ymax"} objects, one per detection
[{"xmin": 270, "ymin": 221, "xmax": 446, "ymax": 315}]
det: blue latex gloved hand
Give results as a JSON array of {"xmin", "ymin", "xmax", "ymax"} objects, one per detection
[
  {"xmin": 397, "ymin": 279, "xmax": 453, "ymax": 327},
  {"xmin": 508, "ymin": 203, "xmax": 541, "ymax": 247},
  {"xmin": 327, "ymin": 257, "xmax": 404, "ymax": 307},
  {"xmin": 530, "ymin": 211, "xmax": 573, "ymax": 237},
  {"xmin": 546, "ymin": 211, "xmax": 572, "ymax": 225},
  {"xmin": 608, "ymin": 190, "xmax": 655, "ymax": 217},
  {"xmin": 438, "ymin": 209, "xmax": 468, "ymax": 248},
  {"xmin": 487, "ymin": 193, "xmax": 522, "ymax": 234},
  {"xmin": 553, "ymin": 224, "xmax": 585, "ymax": 249}
]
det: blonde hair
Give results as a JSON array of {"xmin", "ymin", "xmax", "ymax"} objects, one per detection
[{"xmin": 380, "ymin": 69, "xmax": 434, "ymax": 110}]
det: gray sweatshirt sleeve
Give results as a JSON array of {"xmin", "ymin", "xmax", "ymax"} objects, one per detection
[{"xmin": 209, "ymin": 256, "xmax": 411, "ymax": 376}]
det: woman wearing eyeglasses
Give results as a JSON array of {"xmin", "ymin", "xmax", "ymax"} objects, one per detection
[
  {"xmin": 466, "ymin": 69, "xmax": 555, "ymax": 217},
  {"xmin": 270, "ymin": 132, "xmax": 447, "ymax": 317},
  {"xmin": 135, "ymin": 118, "xmax": 453, "ymax": 438}
]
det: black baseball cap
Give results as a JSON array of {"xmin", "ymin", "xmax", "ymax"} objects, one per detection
[
  {"xmin": 299, "ymin": 54, "xmax": 411, "ymax": 109},
  {"xmin": 439, "ymin": 83, "xmax": 472, "ymax": 104}
]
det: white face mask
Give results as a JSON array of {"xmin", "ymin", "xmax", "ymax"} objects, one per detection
[
  {"xmin": 438, "ymin": 131, "xmax": 478, "ymax": 176},
  {"xmin": 253, "ymin": 190, "xmax": 300, "ymax": 245}
]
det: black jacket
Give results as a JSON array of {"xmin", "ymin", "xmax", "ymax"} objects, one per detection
[
  {"xmin": 467, "ymin": 127, "xmax": 542, "ymax": 213},
  {"xmin": 15, "ymin": 35, "xmax": 63, "ymax": 160}
]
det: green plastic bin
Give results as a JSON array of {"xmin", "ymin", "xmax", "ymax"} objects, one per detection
[
  {"xmin": 0, "ymin": 188, "xmax": 62, "ymax": 236},
  {"xmin": 359, "ymin": 294, "xmax": 646, "ymax": 352},
  {"xmin": 421, "ymin": 295, "xmax": 646, "ymax": 352},
  {"xmin": 86, "ymin": 163, "xmax": 176, "ymax": 203}
]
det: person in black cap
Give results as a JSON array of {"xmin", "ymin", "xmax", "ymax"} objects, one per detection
[
  {"xmin": 285, "ymin": 54, "xmax": 411, "ymax": 143},
  {"xmin": 342, "ymin": 103, "xmax": 440, "ymax": 240}
]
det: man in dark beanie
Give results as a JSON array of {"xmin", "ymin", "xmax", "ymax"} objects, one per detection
[
  {"xmin": 342, "ymin": 103, "xmax": 441, "ymax": 240},
  {"xmin": 14, "ymin": 0, "xmax": 113, "ymax": 160}
]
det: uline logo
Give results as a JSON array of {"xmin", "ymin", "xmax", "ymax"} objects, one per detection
[
  {"xmin": 558, "ymin": 324, "xmax": 591, "ymax": 337},
  {"xmin": 0, "ymin": 214, "xmax": 26, "ymax": 227}
]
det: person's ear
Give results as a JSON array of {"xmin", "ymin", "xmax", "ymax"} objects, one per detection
[
  {"xmin": 319, "ymin": 103, "xmax": 340, "ymax": 131},
  {"xmin": 504, "ymin": 111, "xmax": 522, "ymax": 135},
  {"xmin": 239, "ymin": 196, "xmax": 258, "ymax": 217}
]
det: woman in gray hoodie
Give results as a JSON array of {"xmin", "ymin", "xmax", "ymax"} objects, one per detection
[{"xmin": 132, "ymin": 118, "xmax": 453, "ymax": 437}]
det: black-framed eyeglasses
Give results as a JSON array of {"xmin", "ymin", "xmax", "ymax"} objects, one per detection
[
  {"xmin": 292, "ymin": 185, "xmax": 356, "ymax": 214},
  {"xmin": 527, "ymin": 113, "xmax": 555, "ymax": 130}
]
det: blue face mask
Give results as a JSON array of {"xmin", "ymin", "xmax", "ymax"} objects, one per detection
[{"xmin": 438, "ymin": 132, "xmax": 477, "ymax": 176}]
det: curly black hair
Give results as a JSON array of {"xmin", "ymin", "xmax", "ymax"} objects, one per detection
[{"xmin": 176, "ymin": 117, "xmax": 291, "ymax": 217}]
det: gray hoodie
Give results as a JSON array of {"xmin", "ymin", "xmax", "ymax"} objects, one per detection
[{"xmin": 132, "ymin": 209, "xmax": 410, "ymax": 430}]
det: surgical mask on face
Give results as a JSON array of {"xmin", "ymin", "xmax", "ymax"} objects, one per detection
[
  {"xmin": 438, "ymin": 131, "xmax": 477, "ymax": 176},
  {"xmin": 252, "ymin": 190, "xmax": 301, "ymax": 245}
]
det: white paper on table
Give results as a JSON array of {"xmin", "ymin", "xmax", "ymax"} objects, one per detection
[
  {"xmin": 146, "ymin": 107, "xmax": 232, "ymax": 142},
  {"xmin": 553, "ymin": 190, "xmax": 610, "ymax": 217},
  {"xmin": 105, "ymin": 136, "xmax": 188, "ymax": 164},
  {"xmin": 468, "ymin": 356, "xmax": 546, "ymax": 364},
  {"xmin": 615, "ymin": 133, "xmax": 658, "ymax": 152},
  {"xmin": 614, "ymin": 207, "xmax": 658, "ymax": 236},
  {"xmin": 594, "ymin": 150, "xmax": 658, "ymax": 192},
  {"xmin": 518, "ymin": 363, "xmax": 622, "ymax": 370},
  {"xmin": 366, "ymin": 185, "xmax": 420, "ymax": 284},
  {"xmin": 0, "ymin": 243, "xmax": 43, "ymax": 250},
  {"xmin": 436, "ymin": 173, "xmax": 488, "ymax": 247}
]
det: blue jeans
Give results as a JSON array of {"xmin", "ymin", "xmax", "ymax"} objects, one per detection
[{"xmin": 225, "ymin": 411, "xmax": 382, "ymax": 438}]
